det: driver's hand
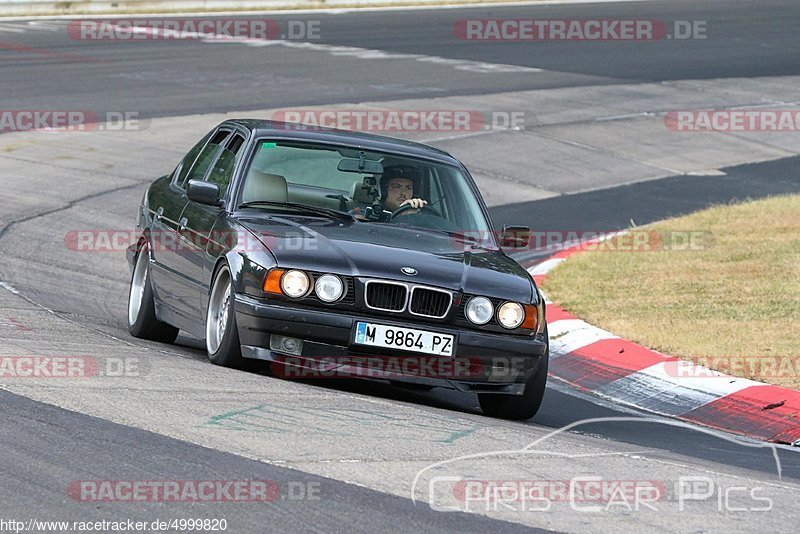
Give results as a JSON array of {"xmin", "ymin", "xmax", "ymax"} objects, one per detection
[{"xmin": 400, "ymin": 198, "xmax": 428, "ymax": 210}]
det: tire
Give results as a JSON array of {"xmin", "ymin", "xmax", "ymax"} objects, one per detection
[
  {"xmin": 478, "ymin": 348, "xmax": 549, "ymax": 421},
  {"xmin": 205, "ymin": 264, "xmax": 246, "ymax": 368},
  {"xmin": 127, "ymin": 241, "xmax": 180, "ymax": 343}
]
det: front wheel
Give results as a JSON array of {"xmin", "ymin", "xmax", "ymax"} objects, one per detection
[
  {"xmin": 127, "ymin": 241, "xmax": 179, "ymax": 343},
  {"xmin": 478, "ymin": 351, "xmax": 549, "ymax": 420},
  {"xmin": 205, "ymin": 265, "xmax": 245, "ymax": 368}
]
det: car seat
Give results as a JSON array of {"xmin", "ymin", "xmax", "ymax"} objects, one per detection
[{"xmin": 242, "ymin": 170, "xmax": 289, "ymax": 203}]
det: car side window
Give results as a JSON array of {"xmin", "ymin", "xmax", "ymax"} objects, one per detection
[
  {"xmin": 206, "ymin": 133, "xmax": 245, "ymax": 194},
  {"xmin": 181, "ymin": 129, "xmax": 231, "ymax": 187},
  {"xmin": 175, "ymin": 131, "xmax": 213, "ymax": 188}
]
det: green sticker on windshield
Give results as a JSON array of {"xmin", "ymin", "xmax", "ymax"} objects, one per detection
[{"xmin": 261, "ymin": 142, "xmax": 277, "ymax": 149}]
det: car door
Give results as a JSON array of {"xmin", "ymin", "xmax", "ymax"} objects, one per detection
[
  {"xmin": 177, "ymin": 130, "xmax": 247, "ymax": 331},
  {"xmin": 150, "ymin": 128, "xmax": 232, "ymax": 328},
  {"xmin": 147, "ymin": 129, "xmax": 212, "ymax": 313}
]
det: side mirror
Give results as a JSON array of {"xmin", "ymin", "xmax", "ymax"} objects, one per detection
[
  {"xmin": 500, "ymin": 225, "xmax": 531, "ymax": 248},
  {"xmin": 187, "ymin": 179, "xmax": 222, "ymax": 207}
]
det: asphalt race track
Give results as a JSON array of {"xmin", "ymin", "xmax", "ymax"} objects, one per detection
[
  {"xmin": 2, "ymin": 0, "xmax": 800, "ymax": 119},
  {"xmin": 1, "ymin": 0, "xmax": 800, "ymax": 531}
]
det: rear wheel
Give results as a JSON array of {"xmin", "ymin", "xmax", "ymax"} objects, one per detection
[
  {"xmin": 206, "ymin": 265, "xmax": 245, "ymax": 368},
  {"xmin": 478, "ymin": 348, "xmax": 549, "ymax": 420},
  {"xmin": 127, "ymin": 241, "xmax": 179, "ymax": 343}
]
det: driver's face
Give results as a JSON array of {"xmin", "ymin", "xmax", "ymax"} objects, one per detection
[{"xmin": 384, "ymin": 178, "xmax": 414, "ymax": 211}]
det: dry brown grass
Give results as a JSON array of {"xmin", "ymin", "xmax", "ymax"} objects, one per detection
[{"xmin": 543, "ymin": 195, "xmax": 800, "ymax": 389}]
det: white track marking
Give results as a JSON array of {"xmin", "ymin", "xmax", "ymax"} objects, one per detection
[
  {"xmin": 548, "ymin": 318, "xmax": 619, "ymax": 356},
  {"xmin": 637, "ymin": 361, "xmax": 765, "ymax": 398},
  {"xmin": 0, "ymin": 21, "xmax": 65, "ymax": 33},
  {"xmin": 110, "ymin": 24, "xmax": 542, "ymax": 74},
  {"xmin": 597, "ymin": 362, "xmax": 767, "ymax": 416},
  {"xmin": 0, "ymin": 23, "xmax": 27, "ymax": 33},
  {"xmin": 527, "ymin": 257, "xmax": 564, "ymax": 276},
  {"xmin": 206, "ymin": 38, "xmax": 542, "ymax": 73},
  {"xmin": 24, "ymin": 20, "xmax": 63, "ymax": 31}
]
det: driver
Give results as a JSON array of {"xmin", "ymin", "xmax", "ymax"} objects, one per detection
[
  {"xmin": 380, "ymin": 164, "xmax": 428, "ymax": 214},
  {"xmin": 352, "ymin": 164, "xmax": 428, "ymax": 220}
]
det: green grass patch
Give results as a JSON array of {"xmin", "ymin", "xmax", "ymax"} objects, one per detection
[{"xmin": 543, "ymin": 194, "xmax": 800, "ymax": 389}]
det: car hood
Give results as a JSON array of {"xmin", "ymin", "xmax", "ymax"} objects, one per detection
[{"xmin": 236, "ymin": 215, "xmax": 534, "ymax": 301}]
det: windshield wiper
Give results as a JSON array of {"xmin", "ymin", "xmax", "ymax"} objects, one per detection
[{"xmin": 238, "ymin": 201, "xmax": 356, "ymax": 221}]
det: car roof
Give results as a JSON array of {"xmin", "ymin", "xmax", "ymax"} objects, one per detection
[{"xmin": 223, "ymin": 119, "xmax": 463, "ymax": 166}]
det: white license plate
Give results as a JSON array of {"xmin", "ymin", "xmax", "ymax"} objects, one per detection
[{"xmin": 354, "ymin": 322, "xmax": 454, "ymax": 356}]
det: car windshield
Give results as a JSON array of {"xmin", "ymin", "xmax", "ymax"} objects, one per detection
[{"xmin": 239, "ymin": 140, "xmax": 496, "ymax": 247}]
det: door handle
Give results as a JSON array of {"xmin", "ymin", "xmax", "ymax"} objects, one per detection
[
  {"xmin": 154, "ymin": 207, "xmax": 164, "ymax": 222},
  {"xmin": 178, "ymin": 217, "xmax": 188, "ymax": 232}
]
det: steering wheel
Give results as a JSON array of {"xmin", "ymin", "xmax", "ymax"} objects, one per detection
[{"xmin": 390, "ymin": 202, "xmax": 443, "ymax": 220}]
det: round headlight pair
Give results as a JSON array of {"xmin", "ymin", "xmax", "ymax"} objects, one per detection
[
  {"xmin": 465, "ymin": 297, "xmax": 525, "ymax": 329},
  {"xmin": 280, "ymin": 270, "xmax": 344, "ymax": 303}
]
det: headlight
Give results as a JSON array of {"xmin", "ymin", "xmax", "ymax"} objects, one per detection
[
  {"xmin": 497, "ymin": 301, "xmax": 525, "ymax": 329},
  {"xmin": 465, "ymin": 296, "xmax": 494, "ymax": 325},
  {"xmin": 280, "ymin": 270, "xmax": 310, "ymax": 298},
  {"xmin": 315, "ymin": 274, "xmax": 344, "ymax": 302}
]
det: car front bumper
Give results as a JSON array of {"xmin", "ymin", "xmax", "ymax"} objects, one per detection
[{"xmin": 234, "ymin": 294, "xmax": 548, "ymax": 395}]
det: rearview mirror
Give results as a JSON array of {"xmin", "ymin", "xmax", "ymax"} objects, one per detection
[
  {"xmin": 338, "ymin": 156, "xmax": 384, "ymax": 174},
  {"xmin": 187, "ymin": 179, "xmax": 222, "ymax": 207},
  {"xmin": 500, "ymin": 225, "xmax": 531, "ymax": 248}
]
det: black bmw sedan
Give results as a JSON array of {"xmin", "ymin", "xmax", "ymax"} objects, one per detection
[{"xmin": 126, "ymin": 119, "xmax": 548, "ymax": 420}]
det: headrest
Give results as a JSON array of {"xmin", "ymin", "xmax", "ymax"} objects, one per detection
[{"xmin": 242, "ymin": 170, "xmax": 288, "ymax": 203}]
